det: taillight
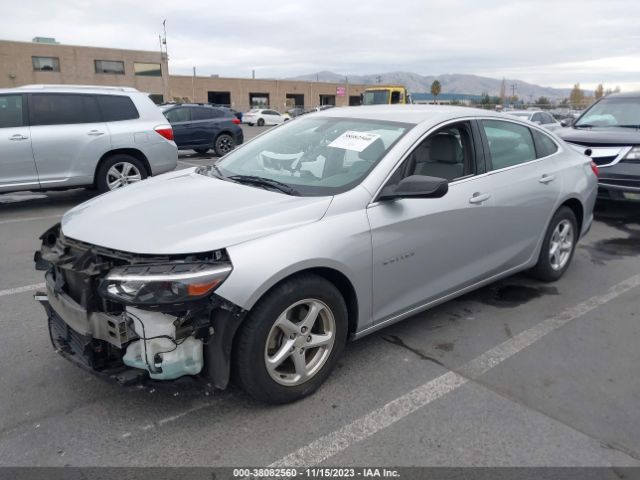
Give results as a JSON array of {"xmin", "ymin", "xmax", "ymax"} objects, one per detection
[
  {"xmin": 590, "ymin": 161, "xmax": 599, "ymax": 177},
  {"xmin": 154, "ymin": 125, "xmax": 174, "ymax": 141},
  {"xmin": 231, "ymin": 118, "xmax": 241, "ymax": 125}
]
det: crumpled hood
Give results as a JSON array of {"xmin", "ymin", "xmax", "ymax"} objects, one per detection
[
  {"xmin": 61, "ymin": 169, "xmax": 332, "ymax": 254},
  {"xmin": 558, "ymin": 127, "xmax": 640, "ymax": 146}
]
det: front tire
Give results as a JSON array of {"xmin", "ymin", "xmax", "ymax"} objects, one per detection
[
  {"xmin": 95, "ymin": 155, "xmax": 147, "ymax": 193},
  {"xmin": 233, "ymin": 274, "xmax": 348, "ymax": 404},
  {"xmin": 529, "ymin": 206, "xmax": 578, "ymax": 282},
  {"xmin": 214, "ymin": 134, "xmax": 236, "ymax": 156}
]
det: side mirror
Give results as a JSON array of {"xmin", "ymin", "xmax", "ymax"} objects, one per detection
[{"xmin": 378, "ymin": 175, "xmax": 448, "ymax": 201}]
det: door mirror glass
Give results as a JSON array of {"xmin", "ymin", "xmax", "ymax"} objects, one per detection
[{"xmin": 379, "ymin": 175, "xmax": 448, "ymax": 201}]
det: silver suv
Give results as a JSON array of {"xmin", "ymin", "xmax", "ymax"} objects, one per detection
[{"xmin": 0, "ymin": 85, "xmax": 177, "ymax": 193}]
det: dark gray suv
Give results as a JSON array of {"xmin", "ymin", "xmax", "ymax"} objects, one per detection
[{"xmin": 161, "ymin": 104, "xmax": 244, "ymax": 156}]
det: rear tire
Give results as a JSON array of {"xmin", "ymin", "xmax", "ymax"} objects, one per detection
[
  {"xmin": 95, "ymin": 154, "xmax": 147, "ymax": 193},
  {"xmin": 233, "ymin": 274, "xmax": 348, "ymax": 404},
  {"xmin": 529, "ymin": 206, "xmax": 578, "ymax": 282},
  {"xmin": 194, "ymin": 148, "xmax": 210, "ymax": 155},
  {"xmin": 214, "ymin": 134, "xmax": 236, "ymax": 157},
  {"xmin": 257, "ymin": 118, "xmax": 265, "ymax": 126}
]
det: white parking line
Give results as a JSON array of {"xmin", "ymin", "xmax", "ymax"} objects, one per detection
[
  {"xmin": 0, "ymin": 283, "xmax": 46, "ymax": 297},
  {"xmin": 0, "ymin": 214, "xmax": 61, "ymax": 225},
  {"xmin": 269, "ymin": 273, "xmax": 640, "ymax": 468}
]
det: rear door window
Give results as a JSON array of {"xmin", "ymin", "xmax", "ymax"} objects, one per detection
[
  {"xmin": 0, "ymin": 94, "xmax": 24, "ymax": 128},
  {"xmin": 96, "ymin": 95, "xmax": 139, "ymax": 121},
  {"xmin": 482, "ymin": 120, "xmax": 536, "ymax": 170},
  {"xmin": 192, "ymin": 107, "xmax": 222, "ymax": 120},
  {"xmin": 29, "ymin": 94, "xmax": 101, "ymax": 126}
]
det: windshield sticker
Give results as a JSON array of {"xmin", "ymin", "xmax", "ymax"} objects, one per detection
[{"xmin": 328, "ymin": 131, "xmax": 381, "ymax": 152}]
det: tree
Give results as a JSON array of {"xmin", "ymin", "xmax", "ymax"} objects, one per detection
[
  {"xmin": 499, "ymin": 78, "xmax": 507, "ymax": 103},
  {"xmin": 569, "ymin": 83, "xmax": 584, "ymax": 108},
  {"xmin": 430, "ymin": 80, "xmax": 442, "ymax": 103},
  {"xmin": 594, "ymin": 84, "xmax": 604, "ymax": 99},
  {"xmin": 536, "ymin": 96, "xmax": 550, "ymax": 106}
]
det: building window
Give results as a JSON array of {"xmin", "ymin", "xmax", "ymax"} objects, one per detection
[
  {"xmin": 95, "ymin": 60, "xmax": 125, "ymax": 75},
  {"xmin": 134, "ymin": 62, "xmax": 162, "ymax": 77},
  {"xmin": 249, "ymin": 93, "xmax": 270, "ymax": 108},
  {"xmin": 32, "ymin": 56, "xmax": 60, "ymax": 72}
]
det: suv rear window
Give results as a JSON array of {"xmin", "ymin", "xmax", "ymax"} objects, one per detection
[
  {"xmin": 30, "ymin": 94, "xmax": 101, "ymax": 126},
  {"xmin": 192, "ymin": 107, "xmax": 223, "ymax": 120},
  {"xmin": 97, "ymin": 95, "xmax": 139, "ymax": 121}
]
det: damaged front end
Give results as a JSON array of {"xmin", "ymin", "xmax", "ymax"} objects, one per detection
[{"xmin": 34, "ymin": 224, "xmax": 245, "ymax": 388}]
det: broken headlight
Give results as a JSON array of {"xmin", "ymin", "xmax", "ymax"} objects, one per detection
[{"xmin": 99, "ymin": 263, "xmax": 232, "ymax": 307}]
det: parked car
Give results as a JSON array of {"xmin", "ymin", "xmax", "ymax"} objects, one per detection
[
  {"xmin": 0, "ymin": 85, "xmax": 177, "ymax": 193},
  {"xmin": 507, "ymin": 110, "xmax": 562, "ymax": 132},
  {"xmin": 282, "ymin": 107, "xmax": 306, "ymax": 121},
  {"xmin": 557, "ymin": 92, "xmax": 640, "ymax": 202},
  {"xmin": 161, "ymin": 104, "xmax": 243, "ymax": 156},
  {"xmin": 35, "ymin": 105, "xmax": 596, "ymax": 404},
  {"xmin": 243, "ymin": 109, "xmax": 284, "ymax": 126}
]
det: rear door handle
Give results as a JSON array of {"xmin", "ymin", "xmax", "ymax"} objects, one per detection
[
  {"xmin": 469, "ymin": 192, "xmax": 491, "ymax": 204},
  {"xmin": 9, "ymin": 134, "xmax": 28, "ymax": 141},
  {"xmin": 539, "ymin": 174, "xmax": 556, "ymax": 184},
  {"xmin": 87, "ymin": 130, "xmax": 105, "ymax": 136}
]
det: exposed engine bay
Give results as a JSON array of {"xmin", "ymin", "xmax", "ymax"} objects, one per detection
[{"xmin": 34, "ymin": 224, "xmax": 245, "ymax": 387}]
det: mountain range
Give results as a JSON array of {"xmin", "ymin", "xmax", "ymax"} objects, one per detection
[{"xmin": 287, "ymin": 71, "xmax": 574, "ymax": 100}]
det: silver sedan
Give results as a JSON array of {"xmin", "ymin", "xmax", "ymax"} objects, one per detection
[{"xmin": 36, "ymin": 105, "xmax": 597, "ymax": 403}]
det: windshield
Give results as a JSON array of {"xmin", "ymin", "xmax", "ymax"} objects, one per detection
[
  {"xmin": 575, "ymin": 97, "xmax": 640, "ymax": 127},
  {"xmin": 203, "ymin": 116, "xmax": 413, "ymax": 196},
  {"xmin": 363, "ymin": 90, "xmax": 390, "ymax": 105}
]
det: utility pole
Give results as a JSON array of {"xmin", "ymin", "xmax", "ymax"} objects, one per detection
[{"xmin": 160, "ymin": 20, "xmax": 170, "ymax": 102}]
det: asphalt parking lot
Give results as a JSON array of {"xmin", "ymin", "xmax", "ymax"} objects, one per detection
[{"xmin": 0, "ymin": 124, "xmax": 639, "ymax": 468}]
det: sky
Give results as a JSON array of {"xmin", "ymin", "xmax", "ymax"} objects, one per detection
[{"xmin": 4, "ymin": 0, "xmax": 640, "ymax": 91}]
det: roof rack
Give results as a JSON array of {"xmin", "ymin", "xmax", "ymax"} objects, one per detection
[{"xmin": 19, "ymin": 84, "xmax": 139, "ymax": 92}]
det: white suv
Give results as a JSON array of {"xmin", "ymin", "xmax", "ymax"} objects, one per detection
[{"xmin": 0, "ymin": 85, "xmax": 177, "ymax": 193}]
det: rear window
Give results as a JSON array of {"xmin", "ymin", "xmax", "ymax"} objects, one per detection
[
  {"xmin": 97, "ymin": 95, "xmax": 139, "ymax": 121},
  {"xmin": 30, "ymin": 93, "xmax": 101, "ymax": 126},
  {"xmin": 532, "ymin": 129, "xmax": 559, "ymax": 158}
]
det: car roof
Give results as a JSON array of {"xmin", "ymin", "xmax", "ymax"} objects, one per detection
[
  {"xmin": 0, "ymin": 85, "xmax": 140, "ymax": 95},
  {"xmin": 313, "ymin": 104, "xmax": 511, "ymax": 125}
]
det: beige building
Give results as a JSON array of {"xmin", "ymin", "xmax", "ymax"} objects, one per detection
[{"xmin": 0, "ymin": 38, "xmax": 367, "ymax": 110}]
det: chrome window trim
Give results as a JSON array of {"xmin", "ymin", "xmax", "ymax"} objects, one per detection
[
  {"xmin": 368, "ymin": 116, "xmax": 564, "ymax": 206},
  {"xmin": 564, "ymin": 142, "xmax": 632, "ymax": 168}
]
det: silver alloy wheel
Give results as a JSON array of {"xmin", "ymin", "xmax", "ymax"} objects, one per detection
[
  {"xmin": 106, "ymin": 162, "xmax": 142, "ymax": 190},
  {"xmin": 549, "ymin": 219, "xmax": 574, "ymax": 271},
  {"xmin": 264, "ymin": 299, "xmax": 336, "ymax": 386},
  {"xmin": 217, "ymin": 136, "xmax": 234, "ymax": 154}
]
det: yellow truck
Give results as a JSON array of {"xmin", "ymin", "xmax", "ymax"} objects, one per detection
[{"xmin": 362, "ymin": 86, "xmax": 412, "ymax": 105}]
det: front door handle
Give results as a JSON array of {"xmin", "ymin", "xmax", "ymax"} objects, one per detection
[
  {"xmin": 9, "ymin": 134, "xmax": 28, "ymax": 141},
  {"xmin": 87, "ymin": 130, "xmax": 105, "ymax": 136},
  {"xmin": 539, "ymin": 174, "xmax": 556, "ymax": 184},
  {"xmin": 469, "ymin": 192, "xmax": 491, "ymax": 204}
]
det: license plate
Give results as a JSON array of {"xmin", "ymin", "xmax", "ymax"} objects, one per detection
[{"xmin": 623, "ymin": 192, "xmax": 640, "ymax": 200}]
